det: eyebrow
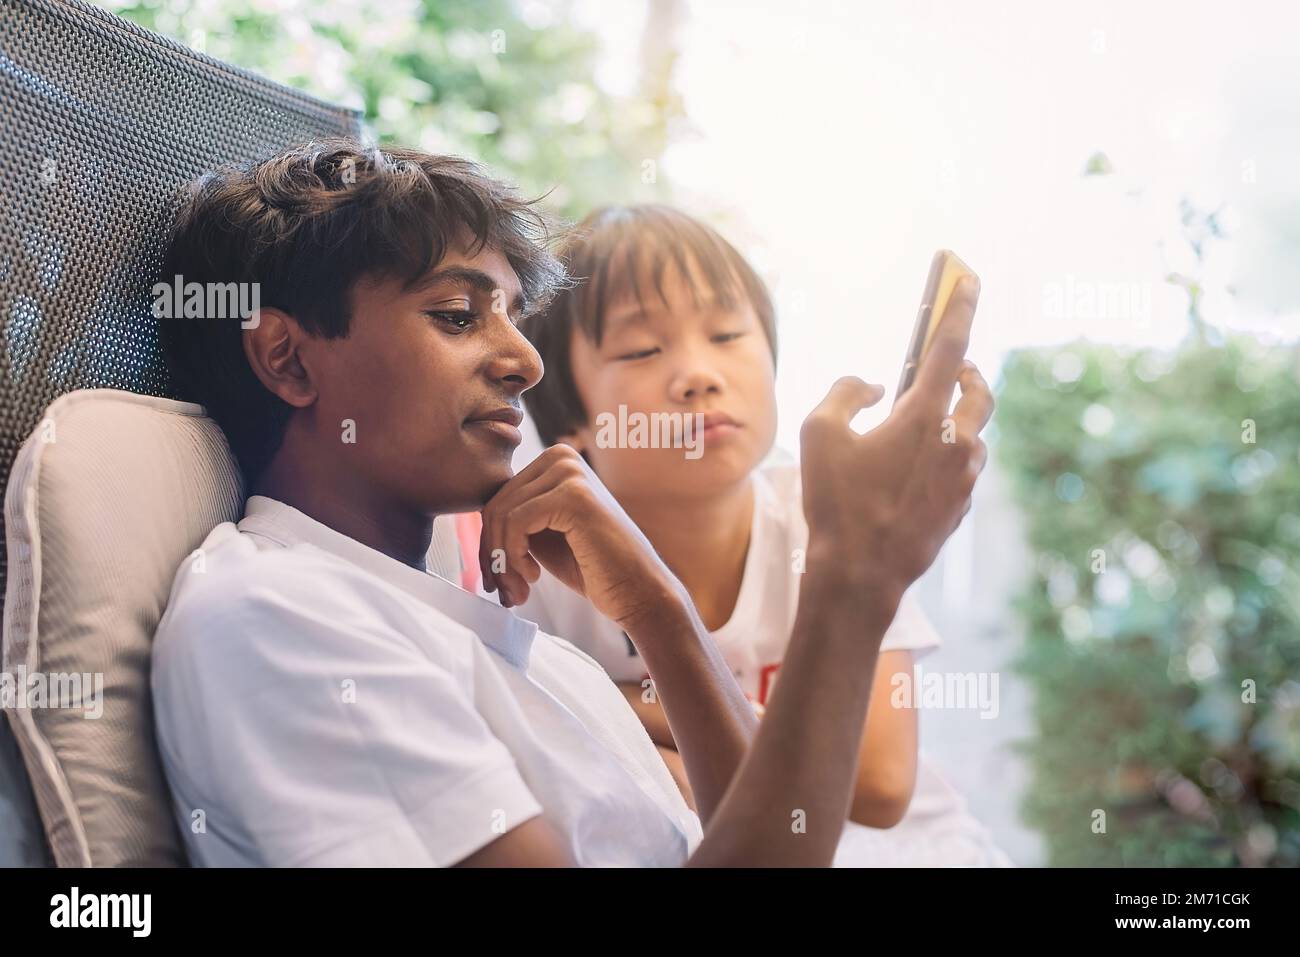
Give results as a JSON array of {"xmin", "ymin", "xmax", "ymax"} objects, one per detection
[{"xmin": 408, "ymin": 266, "xmax": 527, "ymax": 316}]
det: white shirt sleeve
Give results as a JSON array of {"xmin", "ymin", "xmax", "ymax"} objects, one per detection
[
  {"xmin": 879, "ymin": 589, "xmax": 943, "ymax": 658},
  {"xmin": 155, "ymin": 563, "xmax": 543, "ymax": 867}
]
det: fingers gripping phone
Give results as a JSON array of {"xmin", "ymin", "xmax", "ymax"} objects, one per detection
[{"xmin": 895, "ymin": 250, "xmax": 978, "ymax": 400}]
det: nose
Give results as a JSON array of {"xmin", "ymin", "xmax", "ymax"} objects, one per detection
[
  {"xmin": 667, "ymin": 346, "xmax": 725, "ymax": 404},
  {"xmin": 487, "ymin": 317, "xmax": 544, "ymax": 394}
]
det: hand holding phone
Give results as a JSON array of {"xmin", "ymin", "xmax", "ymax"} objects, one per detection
[
  {"xmin": 895, "ymin": 250, "xmax": 978, "ymax": 400},
  {"xmin": 798, "ymin": 254, "xmax": 990, "ymax": 601}
]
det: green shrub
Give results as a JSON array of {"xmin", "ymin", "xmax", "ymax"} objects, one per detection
[{"xmin": 994, "ymin": 337, "xmax": 1300, "ymax": 865}]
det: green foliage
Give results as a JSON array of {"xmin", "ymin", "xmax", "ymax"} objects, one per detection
[
  {"xmin": 105, "ymin": 0, "xmax": 675, "ymax": 217},
  {"xmin": 994, "ymin": 337, "xmax": 1300, "ymax": 865}
]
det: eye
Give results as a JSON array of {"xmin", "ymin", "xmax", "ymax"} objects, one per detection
[
  {"xmin": 426, "ymin": 310, "xmax": 478, "ymax": 332},
  {"xmin": 712, "ymin": 331, "xmax": 746, "ymax": 343},
  {"xmin": 615, "ymin": 347, "xmax": 660, "ymax": 361}
]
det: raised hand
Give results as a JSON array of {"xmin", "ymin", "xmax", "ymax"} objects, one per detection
[
  {"xmin": 798, "ymin": 276, "xmax": 993, "ymax": 603},
  {"xmin": 478, "ymin": 444, "xmax": 684, "ymax": 629}
]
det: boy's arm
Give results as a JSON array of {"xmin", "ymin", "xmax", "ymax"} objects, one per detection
[
  {"xmin": 618, "ymin": 679, "xmax": 676, "ymax": 748},
  {"xmin": 656, "ymin": 743, "xmax": 696, "ymax": 811},
  {"xmin": 637, "ymin": 554, "xmax": 899, "ymax": 866},
  {"xmin": 849, "ymin": 650, "xmax": 918, "ymax": 828}
]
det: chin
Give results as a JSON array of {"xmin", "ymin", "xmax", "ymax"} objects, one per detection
[
  {"xmin": 684, "ymin": 460, "xmax": 757, "ymax": 496},
  {"xmin": 613, "ymin": 447, "xmax": 753, "ymax": 500},
  {"xmin": 416, "ymin": 459, "xmax": 514, "ymax": 514},
  {"xmin": 470, "ymin": 460, "xmax": 516, "ymax": 504},
  {"xmin": 687, "ymin": 441, "xmax": 760, "ymax": 476}
]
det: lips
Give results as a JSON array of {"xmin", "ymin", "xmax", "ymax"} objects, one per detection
[
  {"xmin": 465, "ymin": 405, "xmax": 524, "ymax": 445},
  {"xmin": 698, "ymin": 411, "xmax": 739, "ymax": 430},
  {"xmin": 467, "ymin": 406, "xmax": 524, "ymax": 428},
  {"xmin": 674, "ymin": 409, "xmax": 742, "ymax": 445},
  {"xmin": 698, "ymin": 410, "xmax": 741, "ymax": 441}
]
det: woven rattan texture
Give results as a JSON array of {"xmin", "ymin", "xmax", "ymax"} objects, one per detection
[{"xmin": 0, "ymin": 0, "xmax": 362, "ymax": 600}]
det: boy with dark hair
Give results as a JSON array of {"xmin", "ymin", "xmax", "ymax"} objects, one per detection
[{"xmin": 150, "ymin": 140, "xmax": 993, "ymax": 866}]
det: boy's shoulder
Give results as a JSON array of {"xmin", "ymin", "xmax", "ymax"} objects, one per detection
[
  {"xmin": 159, "ymin": 520, "xmax": 381, "ymax": 627},
  {"xmin": 152, "ymin": 520, "xmax": 441, "ymax": 684}
]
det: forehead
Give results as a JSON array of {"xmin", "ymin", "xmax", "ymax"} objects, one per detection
[
  {"xmin": 354, "ymin": 227, "xmax": 525, "ymax": 306},
  {"xmin": 411, "ymin": 242, "xmax": 523, "ymax": 299}
]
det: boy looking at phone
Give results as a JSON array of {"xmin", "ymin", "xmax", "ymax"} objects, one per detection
[{"xmin": 515, "ymin": 206, "xmax": 1008, "ymax": 865}]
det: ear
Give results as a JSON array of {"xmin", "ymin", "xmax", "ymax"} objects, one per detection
[{"xmin": 242, "ymin": 307, "xmax": 317, "ymax": 409}]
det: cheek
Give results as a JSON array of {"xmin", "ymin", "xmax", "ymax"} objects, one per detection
[
  {"xmin": 759, "ymin": 359, "xmax": 779, "ymax": 424},
  {"xmin": 339, "ymin": 332, "xmax": 463, "ymax": 455},
  {"xmin": 313, "ymin": 346, "xmax": 387, "ymax": 435},
  {"xmin": 732, "ymin": 345, "xmax": 778, "ymax": 417},
  {"xmin": 586, "ymin": 365, "xmax": 662, "ymax": 416}
]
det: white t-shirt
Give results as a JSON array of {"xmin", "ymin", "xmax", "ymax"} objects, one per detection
[
  {"xmin": 151, "ymin": 495, "xmax": 702, "ymax": 867},
  {"xmin": 515, "ymin": 463, "xmax": 1010, "ymax": 868}
]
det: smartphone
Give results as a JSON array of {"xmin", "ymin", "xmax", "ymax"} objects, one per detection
[{"xmin": 895, "ymin": 250, "xmax": 977, "ymax": 400}]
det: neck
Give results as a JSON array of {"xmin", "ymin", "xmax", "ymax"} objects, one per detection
[
  {"xmin": 253, "ymin": 442, "xmax": 433, "ymax": 572},
  {"xmin": 621, "ymin": 478, "xmax": 755, "ymax": 631}
]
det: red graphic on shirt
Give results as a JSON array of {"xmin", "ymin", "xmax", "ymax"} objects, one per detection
[{"xmin": 758, "ymin": 663, "xmax": 782, "ymax": 705}]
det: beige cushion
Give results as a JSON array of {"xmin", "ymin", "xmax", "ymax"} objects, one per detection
[
  {"xmin": 2, "ymin": 390, "xmax": 244, "ymax": 865},
  {"xmin": 2, "ymin": 388, "xmax": 469, "ymax": 867}
]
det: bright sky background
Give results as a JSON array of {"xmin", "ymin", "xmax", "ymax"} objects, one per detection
[{"xmin": 579, "ymin": 0, "xmax": 1300, "ymax": 452}]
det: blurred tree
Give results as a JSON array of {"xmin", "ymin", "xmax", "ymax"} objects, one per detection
[{"xmin": 103, "ymin": 0, "xmax": 680, "ymax": 218}]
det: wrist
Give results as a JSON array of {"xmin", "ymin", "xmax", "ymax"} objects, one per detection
[
  {"xmin": 800, "ymin": 541, "xmax": 906, "ymax": 627},
  {"xmin": 615, "ymin": 569, "xmax": 695, "ymax": 638}
]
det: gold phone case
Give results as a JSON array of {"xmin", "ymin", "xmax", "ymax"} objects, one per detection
[{"xmin": 895, "ymin": 249, "xmax": 976, "ymax": 399}]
